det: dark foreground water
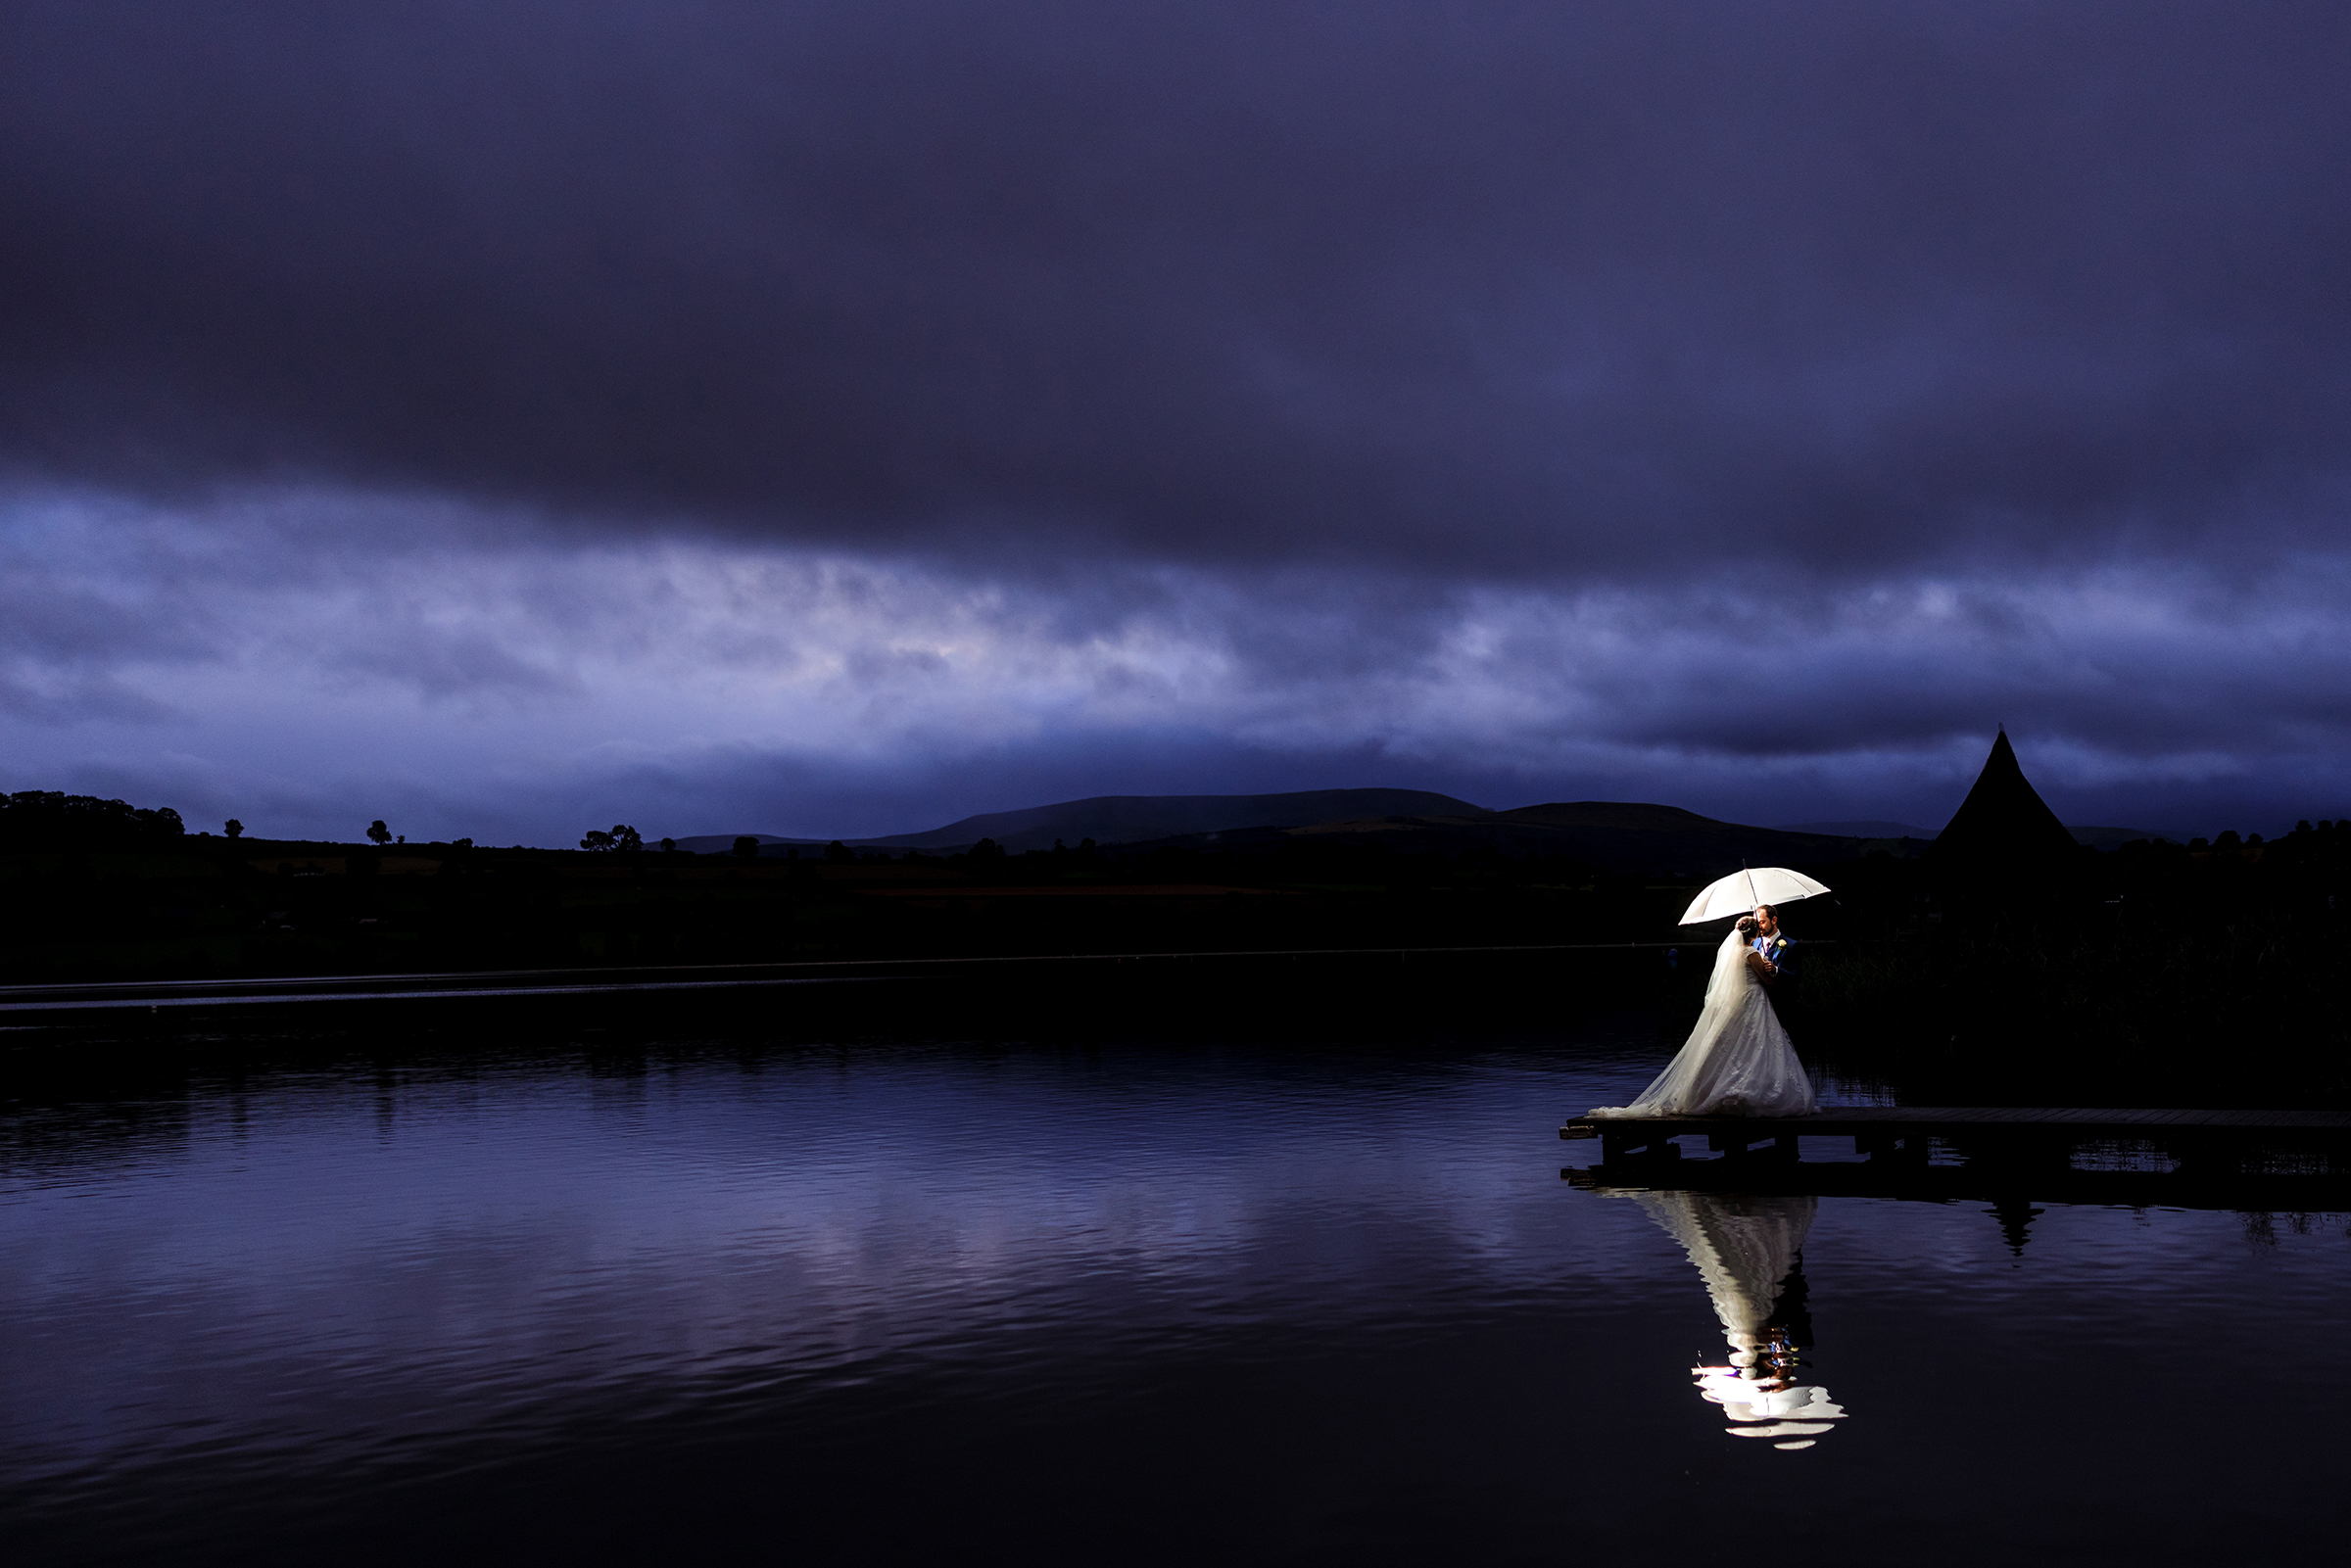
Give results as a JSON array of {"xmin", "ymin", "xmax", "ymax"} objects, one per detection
[{"xmin": 2, "ymin": 1015, "xmax": 2344, "ymax": 1565}]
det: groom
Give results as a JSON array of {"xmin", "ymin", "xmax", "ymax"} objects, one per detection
[{"xmin": 1751, "ymin": 904, "xmax": 1796, "ymax": 1018}]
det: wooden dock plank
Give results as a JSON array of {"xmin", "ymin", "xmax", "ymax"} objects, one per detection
[
  {"xmin": 1563, "ymin": 1162, "xmax": 2351, "ymax": 1212},
  {"xmin": 1560, "ymin": 1106, "xmax": 2351, "ymax": 1141}
]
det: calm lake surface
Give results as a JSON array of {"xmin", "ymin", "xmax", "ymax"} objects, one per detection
[{"xmin": 2, "ymin": 1012, "xmax": 2343, "ymax": 1564}]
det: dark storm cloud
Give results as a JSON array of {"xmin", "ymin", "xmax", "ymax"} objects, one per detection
[
  {"xmin": 8, "ymin": 1, "xmax": 2351, "ymax": 581},
  {"xmin": 9, "ymin": 1, "xmax": 2351, "ymax": 845},
  {"xmin": 5, "ymin": 494, "xmax": 2348, "ymax": 836}
]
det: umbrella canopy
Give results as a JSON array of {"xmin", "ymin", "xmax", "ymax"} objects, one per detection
[{"xmin": 1678, "ymin": 867, "xmax": 1832, "ymax": 926}]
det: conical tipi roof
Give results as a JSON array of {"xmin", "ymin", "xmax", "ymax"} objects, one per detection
[{"xmin": 1930, "ymin": 730, "xmax": 2079, "ymax": 863}]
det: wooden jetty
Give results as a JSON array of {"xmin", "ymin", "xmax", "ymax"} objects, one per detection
[
  {"xmin": 1559, "ymin": 1106, "xmax": 2351, "ymax": 1208},
  {"xmin": 1561, "ymin": 1105, "xmax": 2351, "ymax": 1163},
  {"xmin": 1559, "ymin": 1153, "xmax": 2351, "ymax": 1212}
]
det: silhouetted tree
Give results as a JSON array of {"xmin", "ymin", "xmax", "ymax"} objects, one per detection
[
  {"xmin": 611, "ymin": 824, "xmax": 643, "ymax": 851},
  {"xmin": 825, "ymin": 840, "xmax": 856, "ymax": 863},
  {"xmin": 732, "ymin": 835, "xmax": 760, "ymax": 862},
  {"xmin": 580, "ymin": 830, "xmax": 614, "ymax": 851},
  {"xmin": 224, "ymin": 819, "xmax": 243, "ymax": 840},
  {"xmin": 659, "ymin": 836, "xmax": 677, "ymax": 853},
  {"xmin": 969, "ymin": 837, "xmax": 1005, "ymax": 861},
  {"xmin": 366, "ymin": 820, "xmax": 392, "ymax": 846}
]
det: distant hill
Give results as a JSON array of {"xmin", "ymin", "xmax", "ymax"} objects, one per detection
[
  {"xmin": 1780, "ymin": 818, "xmax": 2184, "ymax": 851},
  {"xmin": 2065, "ymin": 824, "xmax": 2185, "ymax": 851},
  {"xmin": 673, "ymin": 787, "xmax": 2181, "ymax": 872},
  {"xmin": 1777, "ymin": 818, "xmax": 2182, "ymax": 850},
  {"xmin": 1780, "ymin": 819, "xmax": 1940, "ymax": 839},
  {"xmin": 855, "ymin": 789, "xmax": 1491, "ymax": 854},
  {"xmin": 1490, "ymin": 802, "xmax": 1739, "ymax": 832},
  {"xmin": 679, "ymin": 788, "xmax": 1490, "ymax": 857},
  {"xmin": 670, "ymin": 832, "xmax": 830, "ymax": 853},
  {"xmin": 1125, "ymin": 799, "xmax": 1885, "ymax": 879},
  {"xmin": 1471, "ymin": 801, "xmax": 1876, "ymax": 875}
]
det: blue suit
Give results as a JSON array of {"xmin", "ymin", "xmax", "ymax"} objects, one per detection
[{"xmin": 1752, "ymin": 933, "xmax": 1796, "ymax": 987}]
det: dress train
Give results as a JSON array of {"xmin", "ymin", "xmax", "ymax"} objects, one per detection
[{"xmin": 1588, "ymin": 928, "xmax": 1814, "ymax": 1118}]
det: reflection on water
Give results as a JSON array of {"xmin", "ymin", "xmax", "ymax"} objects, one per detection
[
  {"xmin": 1607, "ymin": 1190, "xmax": 1849, "ymax": 1449},
  {"xmin": 3, "ymin": 1026, "xmax": 2348, "ymax": 1567}
]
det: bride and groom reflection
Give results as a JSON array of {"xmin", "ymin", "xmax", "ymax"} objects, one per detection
[
  {"xmin": 1607, "ymin": 1187, "xmax": 1849, "ymax": 1450},
  {"xmin": 1582, "ymin": 898, "xmax": 1848, "ymax": 1447}
]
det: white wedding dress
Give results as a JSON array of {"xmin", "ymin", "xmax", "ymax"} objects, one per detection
[
  {"xmin": 1588, "ymin": 927, "xmax": 1815, "ymax": 1117},
  {"xmin": 1607, "ymin": 1189, "xmax": 1849, "ymax": 1448}
]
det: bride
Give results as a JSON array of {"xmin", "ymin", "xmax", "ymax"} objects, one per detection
[{"xmin": 1589, "ymin": 917, "xmax": 1815, "ymax": 1118}]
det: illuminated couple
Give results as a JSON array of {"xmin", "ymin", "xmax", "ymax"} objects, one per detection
[
  {"xmin": 1576, "ymin": 872, "xmax": 1844, "ymax": 1446},
  {"xmin": 1587, "ymin": 901, "xmax": 1815, "ymax": 1119}
]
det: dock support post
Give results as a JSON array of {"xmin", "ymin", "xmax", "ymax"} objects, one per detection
[
  {"xmin": 1859, "ymin": 1131, "xmax": 1932, "ymax": 1164},
  {"xmin": 1607, "ymin": 1129, "xmax": 1678, "ymax": 1163},
  {"xmin": 1709, "ymin": 1129, "xmax": 1797, "ymax": 1162}
]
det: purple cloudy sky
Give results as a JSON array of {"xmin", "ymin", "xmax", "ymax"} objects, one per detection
[{"xmin": 5, "ymin": 1, "xmax": 2350, "ymax": 844}]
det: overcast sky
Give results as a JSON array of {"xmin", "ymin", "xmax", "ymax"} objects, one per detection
[{"xmin": 6, "ymin": 1, "xmax": 2349, "ymax": 843}]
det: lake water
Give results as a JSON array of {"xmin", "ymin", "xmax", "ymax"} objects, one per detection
[{"xmin": 2, "ymin": 1013, "xmax": 2343, "ymax": 1564}]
